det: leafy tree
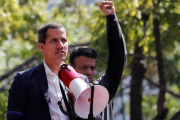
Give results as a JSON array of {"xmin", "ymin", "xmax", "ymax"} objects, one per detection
[{"xmin": 84, "ymin": 0, "xmax": 180, "ymax": 119}]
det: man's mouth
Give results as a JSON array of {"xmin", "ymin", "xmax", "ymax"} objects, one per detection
[
  {"xmin": 55, "ymin": 50, "xmax": 65, "ymax": 54},
  {"xmin": 88, "ymin": 77, "xmax": 92, "ymax": 81}
]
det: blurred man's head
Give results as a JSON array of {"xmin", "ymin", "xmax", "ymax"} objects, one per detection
[{"xmin": 69, "ymin": 46, "xmax": 98, "ymax": 82}]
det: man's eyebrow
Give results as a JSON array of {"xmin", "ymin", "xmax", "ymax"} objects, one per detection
[
  {"xmin": 61, "ymin": 37, "xmax": 67, "ymax": 40},
  {"xmin": 81, "ymin": 65, "xmax": 87, "ymax": 67}
]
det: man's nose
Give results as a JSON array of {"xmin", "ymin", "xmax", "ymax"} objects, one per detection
[
  {"xmin": 86, "ymin": 68, "xmax": 92, "ymax": 75},
  {"xmin": 57, "ymin": 41, "xmax": 64, "ymax": 49}
]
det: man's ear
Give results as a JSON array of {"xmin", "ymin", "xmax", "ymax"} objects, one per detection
[{"xmin": 38, "ymin": 43, "xmax": 44, "ymax": 52}]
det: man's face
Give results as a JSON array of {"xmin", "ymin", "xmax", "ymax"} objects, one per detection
[
  {"xmin": 38, "ymin": 28, "xmax": 68, "ymax": 65},
  {"xmin": 73, "ymin": 56, "xmax": 96, "ymax": 83}
]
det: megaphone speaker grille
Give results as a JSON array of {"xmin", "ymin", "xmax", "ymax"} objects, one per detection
[{"xmin": 74, "ymin": 85, "xmax": 109, "ymax": 119}]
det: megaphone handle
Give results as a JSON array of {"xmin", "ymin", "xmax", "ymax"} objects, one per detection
[
  {"xmin": 58, "ymin": 81, "xmax": 72, "ymax": 114},
  {"xmin": 88, "ymin": 85, "xmax": 94, "ymax": 120},
  {"xmin": 57, "ymin": 100, "xmax": 72, "ymax": 116}
]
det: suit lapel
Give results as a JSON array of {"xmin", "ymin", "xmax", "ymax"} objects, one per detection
[{"xmin": 35, "ymin": 63, "xmax": 50, "ymax": 104}]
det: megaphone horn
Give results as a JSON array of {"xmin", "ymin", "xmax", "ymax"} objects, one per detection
[{"xmin": 58, "ymin": 64, "xmax": 109, "ymax": 119}]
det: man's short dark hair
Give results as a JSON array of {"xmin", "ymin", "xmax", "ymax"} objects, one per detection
[
  {"xmin": 69, "ymin": 46, "xmax": 98, "ymax": 67},
  {"xmin": 38, "ymin": 22, "xmax": 65, "ymax": 44}
]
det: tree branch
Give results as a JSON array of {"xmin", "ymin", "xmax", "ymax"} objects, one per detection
[
  {"xmin": 145, "ymin": 76, "xmax": 180, "ymax": 98},
  {"xmin": 0, "ymin": 57, "xmax": 38, "ymax": 82},
  {"xmin": 128, "ymin": 53, "xmax": 156, "ymax": 59}
]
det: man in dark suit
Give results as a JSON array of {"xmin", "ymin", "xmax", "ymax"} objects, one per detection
[
  {"xmin": 7, "ymin": 1, "xmax": 126, "ymax": 120},
  {"xmin": 69, "ymin": 1, "xmax": 127, "ymax": 120},
  {"xmin": 7, "ymin": 21, "xmax": 69, "ymax": 119}
]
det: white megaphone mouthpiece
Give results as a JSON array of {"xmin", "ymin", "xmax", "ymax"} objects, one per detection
[{"xmin": 58, "ymin": 64, "xmax": 109, "ymax": 119}]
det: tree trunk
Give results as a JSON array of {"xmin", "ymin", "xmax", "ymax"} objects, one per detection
[
  {"xmin": 130, "ymin": 41, "xmax": 146, "ymax": 120},
  {"xmin": 153, "ymin": 18, "xmax": 168, "ymax": 120},
  {"xmin": 170, "ymin": 110, "xmax": 180, "ymax": 120}
]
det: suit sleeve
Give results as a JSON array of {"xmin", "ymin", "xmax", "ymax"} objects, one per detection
[
  {"xmin": 96, "ymin": 14, "xmax": 127, "ymax": 100},
  {"xmin": 7, "ymin": 73, "xmax": 26, "ymax": 120}
]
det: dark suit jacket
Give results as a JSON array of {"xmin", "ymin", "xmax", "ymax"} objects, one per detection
[
  {"xmin": 7, "ymin": 63, "xmax": 101, "ymax": 120},
  {"xmin": 7, "ymin": 63, "xmax": 51, "ymax": 120}
]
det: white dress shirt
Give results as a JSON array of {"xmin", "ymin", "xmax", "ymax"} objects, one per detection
[{"xmin": 43, "ymin": 61, "xmax": 69, "ymax": 120}]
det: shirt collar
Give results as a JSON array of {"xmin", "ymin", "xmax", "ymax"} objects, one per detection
[{"xmin": 43, "ymin": 61, "xmax": 56, "ymax": 77}]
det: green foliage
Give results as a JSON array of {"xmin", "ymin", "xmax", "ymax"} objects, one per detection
[
  {"xmin": 0, "ymin": 0, "xmax": 50, "ymax": 74},
  {"xmin": 0, "ymin": 0, "xmax": 51, "ymax": 74},
  {"xmin": 165, "ymin": 85, "xmax": 180, "ymax": 119},
  {"xmin": 142, "ymin": 95, "xmax": 157, "ymax": 120},
  {"xmin": 0, "ymin": 39, "xmax": 33, "ymax": 75},
  {"xmin": 142, "ymin": 86, "xmax": 180, "ymax": 120},
  {"xmin": 0, "ymin": 91, "xmax": 8, "ymax": 120}
]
